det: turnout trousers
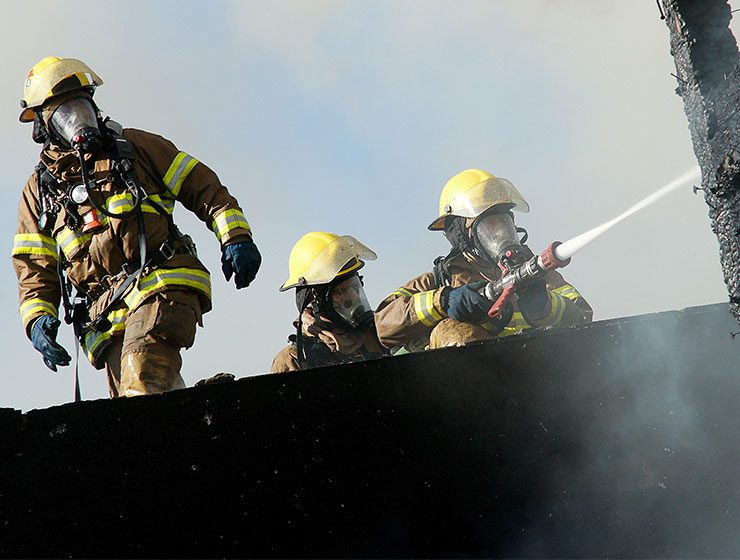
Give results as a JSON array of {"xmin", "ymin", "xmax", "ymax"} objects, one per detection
[{"xmin": 103, "ymin": 291, "xmax": 201, "ymax": 398}]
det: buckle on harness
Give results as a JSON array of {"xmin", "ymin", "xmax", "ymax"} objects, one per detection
[
  {"xmin": 90, "ymin": 315, "xmax": 112, "ymax": 333},
  {"xmin": 159, "ymin": 240, "xmax": 175, "ymax": 261}
]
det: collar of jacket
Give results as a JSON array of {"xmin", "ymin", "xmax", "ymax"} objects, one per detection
[
  {"xmin": 444, "ymin": 252, "xmax": 501, "ymax": 286},
  {"xmin": 40, "ymin": 144, "xmax": 107, "ymax": 183}
]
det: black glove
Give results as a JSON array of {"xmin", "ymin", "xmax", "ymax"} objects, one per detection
[
  {"xmin": 221, "ymin": 239, "xmax": 262, "ymax": 289},
  {"xmin": 443, "ymin": 281, "xmax": 491, "ymax": 323},
  {"xmin": 516, "ymin": 279, "xmax": 550, "ymax": 318},
  {"xmin": 30, "ymin": 315, "xmax": 72, "ymax": 372}
]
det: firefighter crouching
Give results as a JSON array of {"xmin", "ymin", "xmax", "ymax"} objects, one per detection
[
  {"xmin": 12, "ymin": 57, "xmax": 261, "ymax": 397},
  {"xmin": 375, "ymin": 168, "xmax": 593, "ymax": 352},
  {"xmin": 271, "ymin": 232, "xmax": 388, "ymax": 372}
]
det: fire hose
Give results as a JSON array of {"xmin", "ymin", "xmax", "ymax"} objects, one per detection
[{"xmin": 481, "ymin": 166, "xmax": 701, "ymax": 318}]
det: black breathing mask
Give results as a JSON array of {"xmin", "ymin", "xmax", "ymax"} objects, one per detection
[
  {"xmin": 472, "ymin": 210, "xmax": 532, "ymax": 269},
  {"xmin": 327, "ymin": 274, "xmax": 373, "ymax": 330},
  {"xmin": 296, "ymin": 273, "xmax": 374, "ymax": 332},
  {"xmin": 45, "ymin": 96, "xmax": 102, "ymax": 153}
]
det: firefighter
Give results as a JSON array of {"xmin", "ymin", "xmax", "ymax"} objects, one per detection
[
  {"xmin": 271, "ymin": 232, "xmax": 388, "ymax": 372},
  {"xmin": 375, "ymin": 168, "xmax": 593, "ymax": 351},
  {"xmin": 12, "ymin": 57, "xmax": 261, "ymax": 397}
]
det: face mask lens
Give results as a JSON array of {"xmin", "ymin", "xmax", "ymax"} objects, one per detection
[
  {"xmin": 330, "ymin": 275, "xmax": 372, "ymax": 328},
  {"xmin": 47, "ymin": 97, "xmax": 99, "ymax": 145},
  {"xmin": 473, "ymin": 212, "xmax": 519, "ymax": 262}
]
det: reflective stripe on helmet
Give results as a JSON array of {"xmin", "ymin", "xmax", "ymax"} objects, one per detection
[
  {"xmin": 163, "ymin": 152, "xmax": 199, "ymax": 197},
  {"xmin": 211, "ymin": 208, "xmax": 251, "ymax": 242},
  {"xmin": 123, "ymin": 267, "xmax": 211, "ymax": 310},
  {"xmin": 12, "ymin": 233, "xmax": 58, "ymax": 259},
  {"xmin": 20, "ymin": 298, "xmax": 58, "ymax": 327},
  {"xmin": 413, "ymin": 290, "xmax": 444, "ymax": 327}
]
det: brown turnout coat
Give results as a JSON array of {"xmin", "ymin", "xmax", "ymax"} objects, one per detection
[
  {"xmin": 12, "ymin": 128, "xmax": 252, "ymax": 366},
  {"xmin": 271, "ymin": 316, "xmax": 387, "ymax": 373},
  {"xmin": 375, "ymin": 254, "xmax": 593, "ymax": 350}
]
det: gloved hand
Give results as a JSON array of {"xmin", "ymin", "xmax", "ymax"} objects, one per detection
[
  {"xmin": 221, "ymin": 239, "xmax": 262, "ymax": 289},
  {"xmin": 443, "ymin": 281, "xmax": 491, "ymax": 323},
  {"xmin": 30, "ymin": 315, "xmax": 72, "ymax": 372},
  {"xmin": 517, "ymin": 279, "xmax": 550, "ymax": 318}
]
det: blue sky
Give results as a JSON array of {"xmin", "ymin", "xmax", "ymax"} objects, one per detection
[{"xmin": 0, "ymin": 1, "xmax": 731, "ymax": 410}]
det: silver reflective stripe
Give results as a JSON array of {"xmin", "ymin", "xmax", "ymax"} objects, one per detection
[
  {"xmin": 148, "ymin": 196, "xmax": 175, "ymax": 214},
  {"xmin": 57, "ymin": 228, "xmax": 91, "ymax": 254},
  {"xmin": 14, "ymin": 239, "xmax": 55, "ymax": 250},
  {"xmin": 107, "ymin": 197, "xmax": 132, "ymax": 213},
  {"xmin": 137, "ymin": 271, "xmax": 208, "ymax": 291},
  {"xmin": 11, "ymin": 234, "xmax": 58, "ymax": 259},
  {"xmin": 218, "ymin": 213, "xmax": 246, "ymax": 228},
  {"xmin": 84, "ymin": 309, "xmax": 128, "ymax": 364},
  {"xmin": 123, "ymin": 267, "xmax": 211, "ymax": 309},
  {"xmin": 165, "ymin": 154, "xmax": 197, "ymax": 196}
]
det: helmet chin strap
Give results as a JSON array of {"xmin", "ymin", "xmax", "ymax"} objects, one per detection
[{"xmin": 32, "ymin": 113, "xmax": 50, "ymax": 145}]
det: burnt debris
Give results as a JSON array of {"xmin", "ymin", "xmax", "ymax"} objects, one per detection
[
  {"xmin": 0, "ymin": 304, "xmax": 738, "ymax": 558},
  {"xmin": 662, "ymin": 0, "xmax": 740, "ymax": 324}
]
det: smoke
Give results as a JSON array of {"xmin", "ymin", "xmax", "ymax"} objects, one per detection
[
  {"xmin": 400, "ymin": 305, "xmax": 740, "ymax": 556},
  {"xmin": 515, "ymin": 310, "xmax": 740, "ymax": 556}
]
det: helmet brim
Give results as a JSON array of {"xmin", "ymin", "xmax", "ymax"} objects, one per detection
[
  {"xmin": 19, "ymin": 107, "xmax": 36, "ymax": 123},
  {"xmin": 429, "ymin": 177, "xmax": 530, "ymax": 231},
  {"xmin": 280, "ymin": 236, "xmax": 376, "ymax": 291}
]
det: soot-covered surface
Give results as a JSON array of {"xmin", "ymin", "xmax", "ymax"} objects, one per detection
[
  {"xmin": 0, "ymin": 303, "xmax": 738, "ymax": 558},
  {"xmin": 663, "ymin": 0, "xmax": 740, "ymax": 324}
]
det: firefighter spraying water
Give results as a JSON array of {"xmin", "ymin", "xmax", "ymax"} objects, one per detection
[
  {"xmin": 482, "ymin": 166, "xmax": 702, "ymax": 318},
  {"xmin": 375, "ymin": 169, "xmax": 595, "ymax": 352}
]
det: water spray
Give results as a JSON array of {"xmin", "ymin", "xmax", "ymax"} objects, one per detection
[{"xmin": 484, "ymin": 166, "xmax": 702, "ymax": 318}]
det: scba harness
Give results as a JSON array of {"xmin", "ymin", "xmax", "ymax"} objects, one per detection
[{"xmin": 34, "ymin": 121, "xmax": 197, "ymax": 338}]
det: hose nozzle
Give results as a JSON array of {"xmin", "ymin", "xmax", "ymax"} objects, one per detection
[{"xmin": 538, "ymin": 241, "xmax": 571, "ymax": 271}]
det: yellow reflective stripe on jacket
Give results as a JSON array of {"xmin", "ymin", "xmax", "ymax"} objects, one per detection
[
  {"xmin": 163, "ymin": 152, "xmax": 199, "ymax": 197},
  {"xmin": 20, "ymin": 298, "xmax": 58, "ymax": 325},
  {"xmin": 147, "ymin": 194, "xmax": 175, "ymax": 214},
  {"xmin": 413, "ymin": 290, "xmax": 444, "ymax": 327},
  {"xmin": 56, "ymin": 227, "xmax": 94, "ymax": 259},
  {"xmin": 105, "ymin": 193, "xmax": 175, "ymax": 216},
  {"xmin": 84, "ymin": 308, "xmax": 128, "ymax": 364},
  {"xmin": 552, "ymin": 283, "xmax": 582, "ymax": 302},
  {"xmin": 499, "ymin": 311, "xmax": 531, "ymax": 337},
  {"xmin": 540, "ymin": 292, "xmax": 567, "ymax": 326},
  {"xmin": 211, "ymin": 208, "xmax": 251, "ymax": 242},
  {"xmin": 391, "ymin": 287, "xmax": 413, "ymax": 298},
  {"xmin": 123, "ymin": 267, "xmax": 211, "ymax": 309},
  {"xmin": 12, "ymin": 233, "xmax": 58, "ymax": 259}
]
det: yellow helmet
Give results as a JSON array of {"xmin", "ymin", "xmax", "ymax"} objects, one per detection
[
  {"xmin": 428, "ymin": 168, "xmax": 530, "ymax": 231},
  {"xmin": 19, "ymin": 57, "xmax": 103, "ymax": 122},
  {"xmin": 280, "ymin": 232, "xmax": 377, "ymax": 291}
]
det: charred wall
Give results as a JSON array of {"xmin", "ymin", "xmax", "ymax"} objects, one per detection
[
  {"xmin": 0, "ymin": 303, "xmax": 738, "ymax": 558},
  {"xmin": 662, "ymin": 0, "xmax": 740, "ymax": 324}
]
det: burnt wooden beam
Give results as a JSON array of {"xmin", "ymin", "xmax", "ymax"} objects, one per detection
[{"xmin": 661, "ymin": 0, "xmax": 740, "ymax": 324}]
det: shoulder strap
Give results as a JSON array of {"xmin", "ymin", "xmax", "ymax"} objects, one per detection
[
  {"xmin": 34, "ymin": 162, "xmax": 62, "ymax": 232},
  {"xmin": 433, "ymin": 249, "xmax": 461, "ymax": 288}
]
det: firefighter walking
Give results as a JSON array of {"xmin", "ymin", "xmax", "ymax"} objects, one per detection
[{"xmin": 12, "ymin": 57, "xmax": 261, "ymax": 397}]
